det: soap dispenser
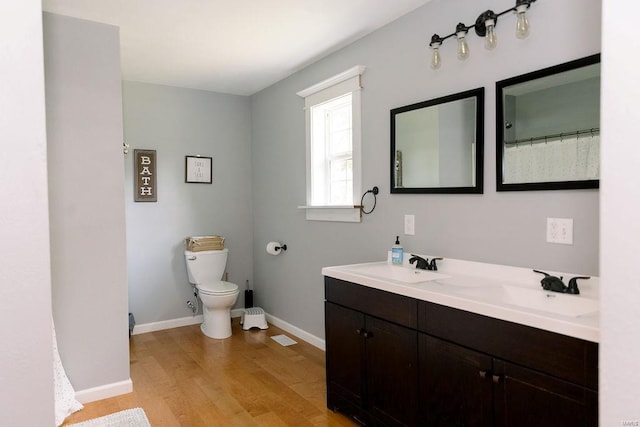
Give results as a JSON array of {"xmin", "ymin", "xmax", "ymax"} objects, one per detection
[{"xmin": 392, "ymin": 236, "xmax": 404, "ymax": 265}]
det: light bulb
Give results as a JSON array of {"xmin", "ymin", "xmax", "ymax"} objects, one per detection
[
  {"xmin": 431, "ymin": 47, "xmax": 441, "ymax": 69},
  {"xmin": 515, "ymin": 5, "xmax": 530, "ymax": 39},
  {"xmin": 429, "ymin": 34, "xmax": 442, "ymax": 70},
  {"xmin": 484, "ymin": 18, "xmax": 497, "ymax": 50},
  {"xmin": 457, "ymin": 34, "xmax": 469, "ymax": 60},
  {"xmin": 455, "ymin": 23, "xmax": 469, "ymax": 60}
]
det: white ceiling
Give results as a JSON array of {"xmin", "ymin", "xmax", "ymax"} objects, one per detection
[{"xmin": 42, "ymin": 0, "xmax": 432, "ymax": 96}]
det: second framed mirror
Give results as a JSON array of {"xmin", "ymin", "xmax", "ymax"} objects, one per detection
[{"xmin": 496, "ymin": 54, "xmax": 601, "ymax": 191}]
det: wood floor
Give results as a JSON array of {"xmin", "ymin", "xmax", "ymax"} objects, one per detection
[{"xmin": 62, "ymin": 319, "xmax": 356, "ymax": 426}]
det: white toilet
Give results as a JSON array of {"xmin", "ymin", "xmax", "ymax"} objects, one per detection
[{"xmin": 184, "ymin": 248, "xmax": 239, "ymax": 339}]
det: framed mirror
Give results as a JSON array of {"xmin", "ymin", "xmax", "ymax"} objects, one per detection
[
  {"xmin": 496, "ymin": 54, "xmax": 600, "ymax": 191},
  {"xmin": 390, "ymin": 88, "xmax": 484, "ymax": 194}
]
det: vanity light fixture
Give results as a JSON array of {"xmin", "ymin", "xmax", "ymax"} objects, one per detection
[{"xmin": 429, "ymin": 0, "xmax": 535, "ymax": 68}]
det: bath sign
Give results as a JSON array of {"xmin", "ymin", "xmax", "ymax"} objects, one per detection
[{"xmin": 134, "ymin": 149, "xmax": 157, "ymax": 202}]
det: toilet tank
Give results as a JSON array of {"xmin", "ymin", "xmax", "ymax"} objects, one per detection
[{"xmin": 184, "ymin": 248, "xmax": 228, "ymax": 285}]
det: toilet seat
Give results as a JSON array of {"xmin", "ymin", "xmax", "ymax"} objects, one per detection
[{"xmin": 197, "ymin": 280, "xmax": 239, "ymax": 296}]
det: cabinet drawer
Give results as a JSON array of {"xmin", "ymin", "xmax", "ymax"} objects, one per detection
[
  {"xmin": 325, "ymin": 277, "xmax": 418, "ymax": 329},
  {"xmin": 418, "ymin": 301, "xmax": 598, "ymax": 390}
]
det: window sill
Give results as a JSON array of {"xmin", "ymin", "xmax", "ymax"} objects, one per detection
[{"xmin": 298, "ymin": 205, "xmax": 362, "ymax": 223}]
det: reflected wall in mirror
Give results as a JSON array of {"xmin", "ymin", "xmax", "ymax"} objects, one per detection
[
  {"xmin": 391, "ymin": 88, "xmax": 484, "ymax": 194},
  {"xmin": 496, "ymin": 54, "xmax": 600, "ymax": 191}
]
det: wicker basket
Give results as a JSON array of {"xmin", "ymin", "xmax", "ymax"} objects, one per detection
[{"xmin": 185, "ymin": 235, "xmax": 225, "ymax": 252}]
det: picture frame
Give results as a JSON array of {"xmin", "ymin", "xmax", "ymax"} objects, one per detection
[{"xmin": 185, "ymin": 155, "xmax": 212, "ymax": 184}]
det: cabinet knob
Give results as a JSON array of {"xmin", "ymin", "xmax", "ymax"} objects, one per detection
[
  {"xmin": 355, "ymin": 328, "xmax": 373, "ymax": 338},
  {"xmin": 492, "ymin": 374, "xmax": 502, "ymax": 384},
  {"xmin": 479, "ymin": 370, "xmax": 488, "ymax": 379}
]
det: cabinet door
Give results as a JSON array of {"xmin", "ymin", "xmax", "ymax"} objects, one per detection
[
  {"xmin": 420, "ymin": 334, "xmax": 494, "ymax": 427},
  {"xmin": 493, "ymin": 360, "xmax": 598, "ymax": 427},
  {"xmin": 366, "ymin": 316, "xmax": 418, "ymax": 426},
  {"xmin": 325, "ymin": 302, "xmax": 366, "ymax": 412}
]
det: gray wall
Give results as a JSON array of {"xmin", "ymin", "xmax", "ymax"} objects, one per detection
[
  {"xmin": 122, "ymin": 82, "xmax": 253, "ymax": 325},
  {"xmin": 44, "ymin": 13, "xmax": 130, "ymax": 390},
  {"xmin": 0, "ymin": 3, "xmax": 54, "ymax": 424},
  {"xmin": 250, "ymin": 0, "xmax": 601, "ymax": 339}
]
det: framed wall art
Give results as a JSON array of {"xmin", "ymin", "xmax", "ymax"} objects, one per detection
[
  {"xmin": 134, "ymin": 149, "xmax": 157, "ymax": 202},
  {"xmin": 185, "ymin": 155, "xmax": 212, "ymax": 184}
]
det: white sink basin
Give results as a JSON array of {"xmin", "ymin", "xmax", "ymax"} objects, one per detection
[
  {"xmin": 456, "ymin": 285, "xmax": 599, "ymax": 317},
  {"xmin": 344, "ymin": 263, "xmax": 451, "ymax": 284}
]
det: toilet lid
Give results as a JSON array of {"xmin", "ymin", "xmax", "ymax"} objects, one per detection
[{"xmin": 197, "ymin": 280, "xmax": 238, "ymax": 295}]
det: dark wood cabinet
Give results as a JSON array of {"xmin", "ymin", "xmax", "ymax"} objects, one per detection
[
  {"xmin": 324, "ymin": 276, "xmax": 598, "ymax": 426},
  {"xmin": 365, "ymin": 316, "xmax": 417, "ymax": 426},
  {"xmin": 325, "ymin": 278, "xmax": 417, "ymax": 426},
  {"xmin": 420, "ymin": 334, "xmax": 598, "ymax": 426},
  {"xmin": 419, "ymin": 334, "xmax": 493, "ymax": 426},
  {"xmin": 494, "ymin": 360, "xmax": 598, "ymax": 427},
  {"xmin": 325, "ymin": 302, "xmax": 365, "ymax": 414}
]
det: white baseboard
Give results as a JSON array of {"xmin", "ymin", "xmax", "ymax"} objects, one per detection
[
  {"xmin": 132, "ymin": 315, "xmax": 203, "ymax": 335},
  {"xmin": 75, "ymin": 378, "xmax": 133, "ymax": 404},
  {"xmin": 264, "ymin": 313, "xmax": 326, "ymax": 351},
  {"xmin": 132, "ymin": 309, "xmax": 325, "ymax": 351}
]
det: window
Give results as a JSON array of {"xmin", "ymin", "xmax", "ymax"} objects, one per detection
[
  {"xmin": 297, "ymin": 66, "xmax": 365, "ymax": 222},
  {"xmin": 311, "ymin": 93, "xmax": 353, "ymax": 205}
]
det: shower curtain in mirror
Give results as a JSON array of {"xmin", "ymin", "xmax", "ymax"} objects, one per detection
[{"xmin": 504, "ymin": 133, "xmax": 599, "ymax": 184}]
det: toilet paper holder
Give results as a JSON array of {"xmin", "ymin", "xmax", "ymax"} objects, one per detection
[{"xmin": 266, "ymin": 241, "xmax": 288, "ymax": 255}]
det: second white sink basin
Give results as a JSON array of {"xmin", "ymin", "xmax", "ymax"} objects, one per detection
[
  {"xmin": 344, "ymin": 263, "xmax": 451, "ymax": 284},
  {"xmin": 456, "ymin": 285, "xmax": 599, "ymax": 317}
]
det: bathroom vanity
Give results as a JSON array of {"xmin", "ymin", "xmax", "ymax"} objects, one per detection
[{"xmin": 322, "ymin": 258, "xmax": 598, "ymax": 426}]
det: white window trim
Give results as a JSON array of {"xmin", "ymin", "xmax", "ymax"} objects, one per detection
[{"xmin": 297, "ymin": 65, "xmax": 365, "ymax": 222}]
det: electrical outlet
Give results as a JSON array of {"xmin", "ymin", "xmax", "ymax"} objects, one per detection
[
  {"xmin": 404, "ymin": 214, "xmax": 415, "ymax": 235},
  {"xmin": 546, "ymin": 218, "xmax": 573, "ymax": 245}
]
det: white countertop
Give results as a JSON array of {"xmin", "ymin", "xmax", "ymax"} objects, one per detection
[{"xmin": 322, "ymin": 254, "xmax": 599, "ymax": 343}]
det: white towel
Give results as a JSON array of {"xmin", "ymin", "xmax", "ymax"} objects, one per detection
[{"xmin": 53, "ymin": 321, "xmax": 84, "ymax": 426}]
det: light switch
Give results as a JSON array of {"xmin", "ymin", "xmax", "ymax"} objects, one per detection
[{"xmin": 404, "ymin": 214, "xmax": 415, "ymax": 235}]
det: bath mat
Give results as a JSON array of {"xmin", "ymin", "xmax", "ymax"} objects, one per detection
[
  {"xmin": 67, "ymin": 408, "xmax": 150, "ymax": 427},
  {"xmin": 271, "ymin": 334, "xmax": 297, "ymax": 346}
]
